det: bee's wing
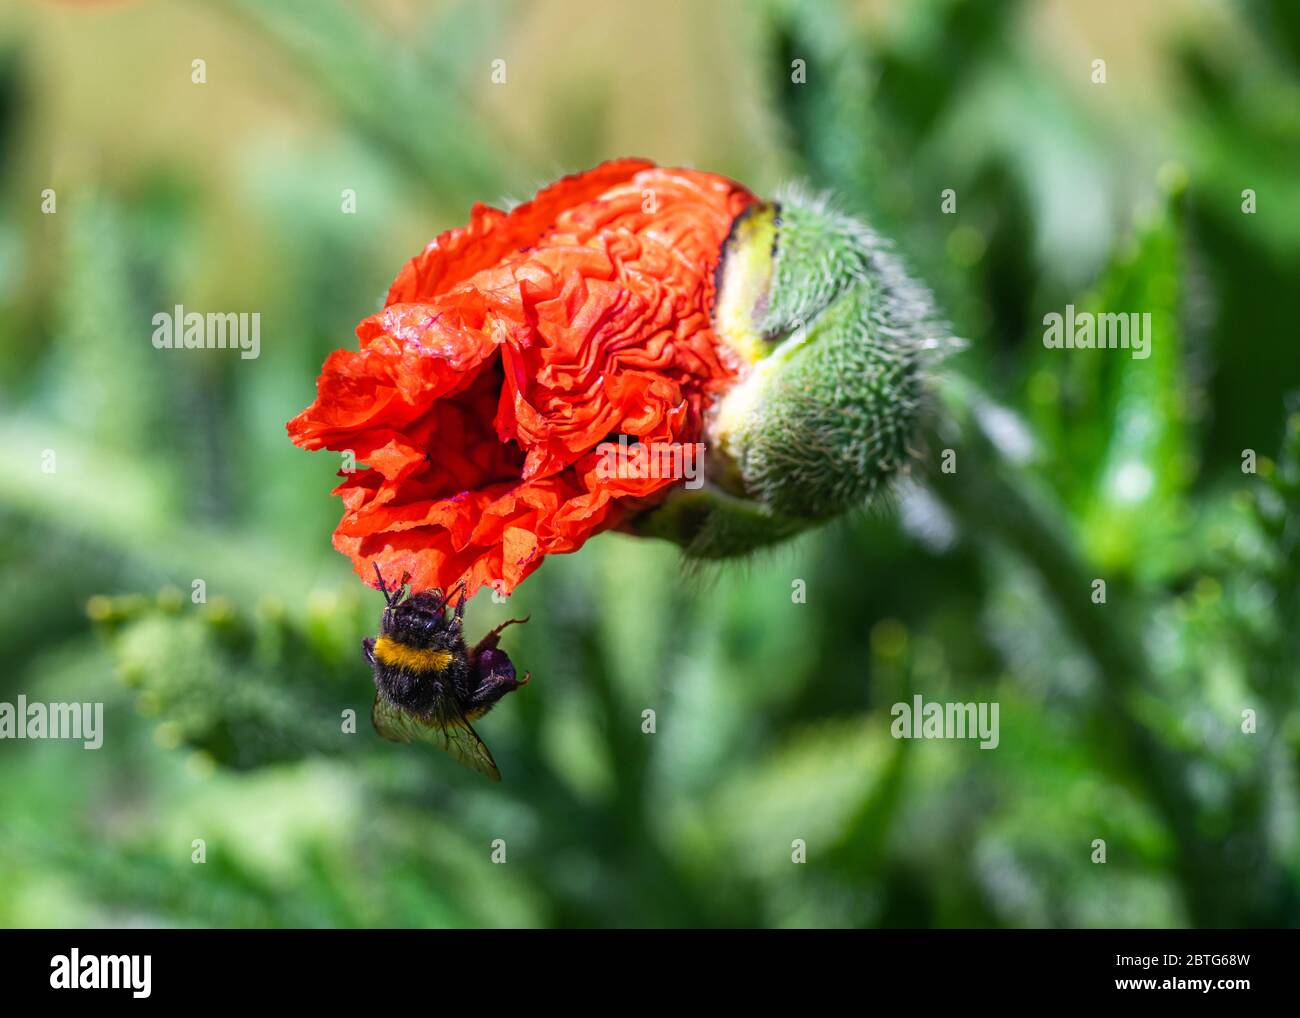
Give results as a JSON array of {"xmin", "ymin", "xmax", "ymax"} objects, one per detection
[{"xmin": 371, "ymin": 694, "xmax": 502, "ymax": 782}]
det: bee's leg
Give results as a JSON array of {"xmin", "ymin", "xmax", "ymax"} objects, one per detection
[
  {"xmin": 465, "ymin": 647, "xmax": 529, "ymax": 715},
  {"xmin": 361, "ymin": 637, "xmax": 376, "ymax": 665},
  {"xmin": 372, "ymin": 564, "xmax": 410, "ymax": 607},
  {"xmin": 470, "ymin": 615, "xmax": 531, "ymax": 656},
  {"xmin": 434, "ymin": 579, "xmax": 467, "ymax": 617}
]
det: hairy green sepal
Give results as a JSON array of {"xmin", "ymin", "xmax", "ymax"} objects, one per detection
[{"xmin": 636, "ymin": 194, "xmax": 944, "ymax": 557}]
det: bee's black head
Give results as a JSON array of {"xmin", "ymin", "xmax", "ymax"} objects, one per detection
[{"xmin": 372, "ymin": 564, "xmax": 467, "ymax": 645}]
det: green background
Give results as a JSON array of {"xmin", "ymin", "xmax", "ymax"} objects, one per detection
[{"xmin": 1, "ymin": 0, "xmax": 1298, "ymax": 927}]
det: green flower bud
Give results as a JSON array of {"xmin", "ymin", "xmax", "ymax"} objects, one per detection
[{"xmin": 636, "ymin": 191, "xmax": 951, "ymax": 557}]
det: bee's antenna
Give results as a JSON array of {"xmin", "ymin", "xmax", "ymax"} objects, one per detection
[
  {"xmin": 434, "ymin": 579, "xmax": 467, "ymax": 616},
  {"xmin": 372, "ymin": 563, "xmax": 407, "ymax": 607},
  {"xmin": 372, "ymin": 562, "xmax": 390, "ymax": 601}
]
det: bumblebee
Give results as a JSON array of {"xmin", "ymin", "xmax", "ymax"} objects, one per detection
[{"xmin": 362, "ymin": 565, "xmax": 530, "ymax": 781}]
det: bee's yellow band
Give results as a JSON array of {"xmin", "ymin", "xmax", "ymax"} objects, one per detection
[{"xmin": 373, "ymin": 637, "xmax": 453, "ymax": 673}]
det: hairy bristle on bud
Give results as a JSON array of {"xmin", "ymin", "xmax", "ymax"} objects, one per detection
[{"xmin": 711, "ymin": 191, "xmax": 949, "ymax": 521}]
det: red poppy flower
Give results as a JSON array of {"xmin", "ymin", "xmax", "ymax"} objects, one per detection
[{"xmin": 288, "ymin": 158, "xmax": 757, "ymax": 596}]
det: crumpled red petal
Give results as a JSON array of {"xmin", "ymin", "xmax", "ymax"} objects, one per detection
[{"xmin": 287, "ymin": 159, "xmax": 756, "ymax": 595}]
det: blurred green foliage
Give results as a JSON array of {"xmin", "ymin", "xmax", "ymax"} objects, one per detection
[{"xmin": 1, "ymin": 0, "xmax": 1297, "ymax": 928}]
